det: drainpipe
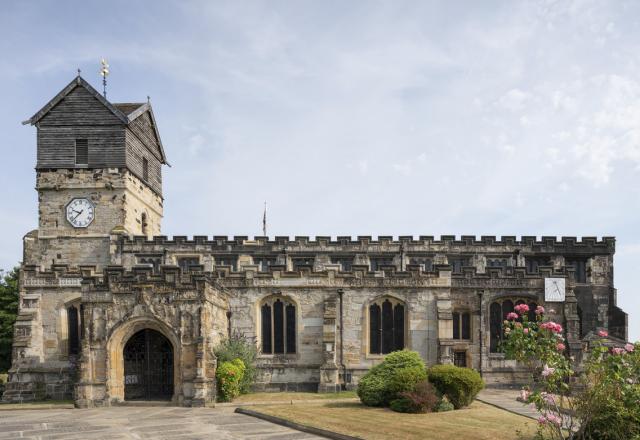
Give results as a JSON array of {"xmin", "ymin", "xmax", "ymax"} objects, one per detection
[
  {"xmin": 226, "ymin": 311, "xmax": 232, "ymax": 338},
  {"xmin": 477, "ymin": 290, "xmax": 484, "ymax": 377},
  {"xmin": 337, "ymin": 289, "xmax": 346, "ymax": 390}
]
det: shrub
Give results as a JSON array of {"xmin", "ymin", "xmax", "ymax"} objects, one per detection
[
  {"xmin": 577, "ymin": 341, "xmax": 640, "ymax": 440},
  {"xmin": 216, "ymin": 358, "xmax": 245, "ymax": 402},
  {"xmin": 214, "ymin": 334, "xmax": 257, "ymax": 394},
  {"xmin": 390, "ymin": 380, "xmax": 441, "ymax": 413},
  {"xmin": 357, "ymin": 373, "xmax": 388, "ymax": 406},
  {"xmin": 428, "ymin": 364, "xmax": 484, "ymax": 409},
  {"xmin": 357, "ymin": 350, "xmax": 427, "ymax": 407},
  {"xmin": 435, "ymin": 396, "xmax": 454, "ymax": 412}
]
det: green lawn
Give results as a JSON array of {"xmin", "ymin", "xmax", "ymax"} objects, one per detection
[
  {"xmin": 234, "ymin": 390, "xmax": 358, "ymax": 403},
  {"xmin": 249, "ymin": 400, "xmax": 539, "ymax": 440},
  {"xmin": 0, "ymin": 400, "xmax": 74, "ymax": 410}
]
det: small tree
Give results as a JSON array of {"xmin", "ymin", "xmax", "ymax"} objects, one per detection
[{"xmin": 0, "ymin": 267, "xmax": 19, "ymax": 373}]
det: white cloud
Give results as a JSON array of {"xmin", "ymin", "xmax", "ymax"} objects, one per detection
[{"xmin": 498, "ymin": 88, "xmax": 532, "ymax": 111}]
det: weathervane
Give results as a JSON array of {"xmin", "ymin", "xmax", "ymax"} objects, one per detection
[{"xmin": 99, "ymin": 58, "xmax": 110, "ymax": 98}]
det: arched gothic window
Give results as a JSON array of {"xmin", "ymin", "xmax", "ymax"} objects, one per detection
[
  {"xmin": 261, "ymin": 297, "xmax": 296, "ymax": 354},
  {"xmin": 489, "ymin": 298, "xmax": 538, "ymax": 352},
  {"xmin": 369, "ymin": 298, "xmax": 405, "ymax": 354}
]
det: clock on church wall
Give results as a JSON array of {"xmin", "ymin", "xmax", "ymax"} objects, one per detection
[
  {"xmin": 544, "ymin": 277, "xmax": 566, "ymax": 302},
  {"xmin": 65, "ymin": 198, "xmax": 95, "ymax": 228}
]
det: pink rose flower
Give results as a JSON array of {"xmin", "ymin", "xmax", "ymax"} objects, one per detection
[
  {"xmin": 506, "ymin": 312, "xmax": 519, "ymax": 321},
  {"xmin": 541, "ymin": 392, "xmax": 556, "ymax": 405},
  {"xmin": 514, "ymin": 304, "xmax": 530, "ymax": 314},
  {"xmin": 535, "ymin": 305, "xmax": 545, "ymax": 315},
  {"xmin": 541, "ymin": 365, "xmax": 556, "ymax": 377},
  {"xmin": 598, "ymin": 330, "xmax": 608, "ymax": 338},
  {"xmin": 612, "ymin": 347, "xmax": 625, "ymax": 355},
  {"xmin": 537, "ymin": 416, "xmax": 547, "ymax": 425},
  {"xmin": 546, "ymin": 414, "xmax": 562, "ymax": 425},
  {"xmin": 540, "ymin": 322, "xmax": 563, "ymax": 333},
  {"xmin": 625, "ymin": 343, "xmax": 634, "ymax": 352},
  {"xmin": 523, "ymin": 328, "xmax": 529, "ymax": 335},
  {"xmin": 556, "ymin": 343, "xmax": 566, "ymax": 351}
]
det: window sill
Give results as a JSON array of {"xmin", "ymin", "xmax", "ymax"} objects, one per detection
[{"xmin": 365, "ymin": 354, "xmax": 388, "ymax": 360}]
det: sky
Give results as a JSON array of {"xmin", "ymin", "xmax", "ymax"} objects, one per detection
[{"xmin": 0, "ymin": 0, "xmax": 638, "ymax": 340}]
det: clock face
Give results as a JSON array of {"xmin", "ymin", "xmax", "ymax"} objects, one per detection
[
  {"xmin": 544, "ymin": 277, "xmax": 566, "ymax": 302},
  {"xmin": 65, "ymin": 198, "xmax": 95, "ymax": 228}
]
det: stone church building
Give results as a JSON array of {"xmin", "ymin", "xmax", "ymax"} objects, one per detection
[{"xmin": 3, "ymin": 75, "xmax": 628, "ymax": 407}]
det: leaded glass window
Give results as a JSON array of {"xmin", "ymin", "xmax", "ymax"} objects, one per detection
[
  {"xmin": 369, "ymin": 298, "xmax": 405, "ymax": 354},
  {"xmin": 261, "ymin": 297, "xmax": 296, "ymax": 354}
]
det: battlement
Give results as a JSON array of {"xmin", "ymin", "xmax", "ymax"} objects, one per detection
[{"xmin": 119, "ymin": 234, "xmax": 615, "ymax": 253}]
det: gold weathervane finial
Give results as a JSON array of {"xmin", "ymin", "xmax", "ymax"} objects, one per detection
[{"xmin": 100, "ymin": 58, "xmax": 110, "ymax": 98}]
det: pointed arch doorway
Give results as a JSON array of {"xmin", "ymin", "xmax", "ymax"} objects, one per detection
[{"xmin": 123, "ymin": 328, "xmax": 174, "ymax": 400}]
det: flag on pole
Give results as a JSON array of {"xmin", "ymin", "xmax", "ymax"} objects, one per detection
[{"xmin": 262, "ymin": 202, "xmax": 267, "ymax": 236}]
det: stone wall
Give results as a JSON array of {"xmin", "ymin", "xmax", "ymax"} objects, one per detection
[{"xmin": 75, "ymin": 270, "xmax": 228, "ymax": 407}]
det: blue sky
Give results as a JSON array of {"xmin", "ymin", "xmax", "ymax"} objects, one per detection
[{"xmin": 0, "ymin": 1, "xmax": 638, "ymax": 340}]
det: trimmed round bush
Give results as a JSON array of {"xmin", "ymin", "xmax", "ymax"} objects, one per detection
[
  {"xmin": 357, "ymin": 373, "xmax": 388, "ymax": 406},
  {"xmin": 428, "ymin": 364, "xmax": 484, "ymax": 409},
  {"xmin": 357, "ymin": 350, "xmax": 427, "ymax": 407},
  {"xmin": 216, "ymin": 358, "xmax": 245, "ymax": 402}
]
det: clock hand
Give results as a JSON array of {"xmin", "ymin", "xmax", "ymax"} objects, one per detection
[
  {"xmin": 553, "ymin": 281, "xmax": 561, "ymax": 294},
  {"xmin": 72, "ymin": 210, "xmax": 84, "ymax": 221}
]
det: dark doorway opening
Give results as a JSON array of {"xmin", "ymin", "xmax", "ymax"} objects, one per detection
[{"xmin": 123, "ymin": 329, "xmax": 173, "ymax": 400}]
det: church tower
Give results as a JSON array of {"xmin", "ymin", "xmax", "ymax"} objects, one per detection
[{"xmin": 23, "ymin": 74, "xmax": 168, "ymax": 268}]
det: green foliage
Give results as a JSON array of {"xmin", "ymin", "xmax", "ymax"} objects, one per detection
[
  {"xmin": 435, "ymin": 396, "xmax": 454, "ymax": 412},
  {"xmin": 390, "ymin": 380, "xmax": 441, "ymax": 413},
  {"xmin": 214, "ymin": 334, "xmax": 257, "ymax": 394},
  {"xmin": 578, "ymin": 341, "xmax": 640, "ymax": 440},
  {"xmin": 428, "ymin": 364, "xmax": 484, "ymax": 409},
  {"xmin": 0, "ymin": 268, "xmax": 19, "ymax": 373},
  {"xmin": 357, "ymin": 372, "xmax": 388, "ymax": 406},
  {"xmin": 357, "ymin": 350, "xmax": 427, "ymax": 407},
  {"xmin": 216, "ymin": 358, "xmax": 245, "ymax": 402}
]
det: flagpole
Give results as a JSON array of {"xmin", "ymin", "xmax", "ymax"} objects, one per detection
[{"xmin": 262, "ymin": 202, "xmax": 267, "ymax": 236}]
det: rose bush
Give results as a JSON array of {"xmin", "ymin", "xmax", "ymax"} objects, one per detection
[{"xmin": 502, "ymin": 306, "xmax": 640, "ymax": 440}]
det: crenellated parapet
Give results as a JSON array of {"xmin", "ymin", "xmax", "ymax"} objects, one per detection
[{"xmin": 119, "ymin": 234, "xmax": 615, "ymax": 254}]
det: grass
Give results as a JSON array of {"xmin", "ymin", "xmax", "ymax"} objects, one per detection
[
  {"xmin": 249, "ymin": 400, "xmax": 539, "ymax": 440},
  {"xmin": 0, "ymin": 400, "xmax": 74, "ymax": 410},
  {"xmin": 234, "ymin": 390, "xmax": 358, "ymax": 403}
]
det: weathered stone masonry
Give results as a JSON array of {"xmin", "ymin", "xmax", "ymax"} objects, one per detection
[{"xmin": 2, "ymin": 74, "xmax": 628, "ymax": 407}]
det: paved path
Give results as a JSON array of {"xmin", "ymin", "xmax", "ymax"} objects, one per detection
[
  {"xmin": 0, "ymin": 406, "xmax": 324, "ymax": 440},
  {"xmin": 478, "ymin": 388, "xmax": 541, "ymax": 420}
]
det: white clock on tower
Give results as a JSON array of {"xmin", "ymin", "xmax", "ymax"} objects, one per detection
[{"xmin": 65, "ymin": 198, "xmax": 95, "ymax": 228}]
